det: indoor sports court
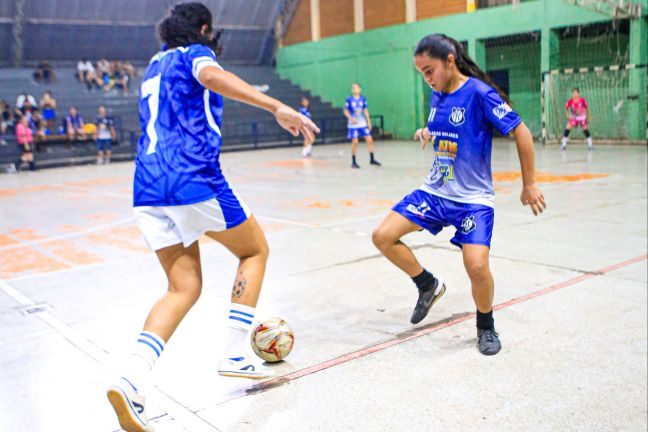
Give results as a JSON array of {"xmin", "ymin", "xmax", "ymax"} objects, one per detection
[{"xmin": 1, "ymin": 0, "xmax": 646, "ymax": 431}]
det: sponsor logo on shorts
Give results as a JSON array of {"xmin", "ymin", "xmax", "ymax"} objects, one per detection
[
  {"xmin": 449, "ymin": 107, "xmax": 465, "ymax": 126},
  {"xmin": 461, "ymin": 215, "xmax": 477, "ymax": 234},
  {"xmin": 407, "ymin": 202, "xmax": 431, "ymax": 218},
  {"xmin": 492, "ymin": 102, "xmax": 512, "ymax": 120}
]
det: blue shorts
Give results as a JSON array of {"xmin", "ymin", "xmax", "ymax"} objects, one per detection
[
  {"xmin": 42, "ymin": 108, "xmax": 56, "ymax": 120},
  {"xmin": 97, "ymin": 139, "xmax": 112, "ymax": 150},
  {"xmin": 348, "ymin": 127, "xmax": 371, "ymax": 140},
  {"xmin": 392, "ymin": 189, "xmax": 494, "ymax": 248}
]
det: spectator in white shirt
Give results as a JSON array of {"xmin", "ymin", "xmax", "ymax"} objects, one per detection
[{"xmin": 16, "ymin": 92, "xmax": 37, "ymax": 110}]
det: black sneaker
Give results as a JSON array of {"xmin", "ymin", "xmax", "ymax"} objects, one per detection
[
  {"xmin": 410, "ymin": 277, "xmax": 446, "ymax": 324},
  {"xmin": 351, "ymin": 162, "xmax": 361, "ymax": 169},
  {"xmin": 477, "ymin": 328, "xmax": 501, "ymax": 355},
  {"xmin": 370, "ymin": 159, "xmax": 382, "ymax": 166}
]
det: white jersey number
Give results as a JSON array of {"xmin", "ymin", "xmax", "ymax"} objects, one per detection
[{"xmin": 141, "ymin": 74, "xmax": 161, "ymax": 155}]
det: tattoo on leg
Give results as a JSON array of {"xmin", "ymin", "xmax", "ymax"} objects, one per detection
[{"xmin": 233, "ymin": 271, "xmax": 247, "ymax": 299}]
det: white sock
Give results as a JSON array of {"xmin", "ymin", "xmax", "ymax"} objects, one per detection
[
  {"xmin": 586, "ymin": 137, "xmax": 592, "ymax": 148},
  {"xmin": 121, "ymin": 331, "xmax": 165, "ymax": 393},
  {"xmin": 561, "ymin": 137, "xmax": 568, "ymax": 148},
  {"xmin": 223, "ymin": 304, "xmax": 255, "ymax": 359}
]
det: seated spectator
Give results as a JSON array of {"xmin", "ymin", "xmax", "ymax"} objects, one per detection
[
  {"xmin": 105, "ymin": 61, "xmax": 129, "ymax": 95},
  {"xmin": 33, "ymin": 60, "xmax": 56, "ymax": 84},
  {"xmin": 15, "ymin": 99, "xmax": 37, "ymax": 130},
  {"xmin": 77, "ymin": 58, "xmax": 99, "ymax": 90},
  {"xmin": 94, "ymin": 105, "xmax": 116, "ymax": 164},
  {"xmin": 39, "ymin": 90, "xmax": 57, "ymax": 129},
  {"xmin": 31, "ymin": 111, "xmax": 48, "ymax": 138},
  {"xmin": 16, "ymin": 92, "xmax": 37, "ymax": 110},
  {"xmin": 122, "ymin": 60, "xmax": 137, "ymax": 80},
  {"xmin": 96, "ymin": 58, "xmax": 111, "ymax": 88},
  {"xmin": 65, "ymin": 107, "xmax": 86, "ymax": 140},
  {"xmin": 1, "ymin": 99, "xmax": 14, "ymax": 135},
  {"xmin": 14, "ymin": 115, "xmax": 35, "ymax": 171}
]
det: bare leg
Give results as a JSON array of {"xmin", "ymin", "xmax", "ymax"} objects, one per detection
[
  {"xmin": 372, "ymin": 211, "xmax": 425, "ymax": 277},
  {"xmin": 206, "ymin": 216, "xmax": 269, "ymax": 308},
  {"xmin": 365, "ymin": 135, "xmax": 375, "ymax": 153},
  {"xmin": 462, "ymin": 244, "xmax": 494, "ymax": 313},
  {"xmin": 142, "ymin": 242, "xmax": 202, "ymax": 341}
]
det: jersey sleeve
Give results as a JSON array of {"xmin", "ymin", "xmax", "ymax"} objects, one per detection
[
  {"xmin": 186, "ymin": 45, "xmax": 223, "ymax": 85},
  {"xmin": 564, "ymin": 99, "xmax": 571, "ymax": 111},
  {"xmin": 582, "ymin": 98, "xmax": 588, "ymax": 108},
  {"xmin": 362, "ymin": 97, "xmax": 368, "ymax": 110},
  {"xmin": 482, "ymin": 88, "xmax": 521, "ymax": 135},
  {"xmin": 345, "ymin": 97, "xmax": 352, "ymax": 112}
]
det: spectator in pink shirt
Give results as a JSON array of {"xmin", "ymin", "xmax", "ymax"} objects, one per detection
[{"xmin": 15, "ymin": 116, "xmax": 35, "ymax": 171}]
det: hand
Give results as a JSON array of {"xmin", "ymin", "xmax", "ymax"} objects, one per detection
[
  {"xmin": 367, "ymin": 124, "xmax": 372, "ymax": 131},
  {"xmin": 350, "ymin": 118, "xmax": 358, "ymax": 125},
  {"xmin": 414, "ymin": 127, "xmax": 432, "ymax": 149},
  {"xmin": 520, "ymin": 183, "xmax": 547, "ymax": 216},
  {"xmin": 274, "ymin": 104, "xmax": 320, "ymax": 145}
]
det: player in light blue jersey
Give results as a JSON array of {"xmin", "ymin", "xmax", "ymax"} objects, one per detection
[
  {"xmin": 344, "ymin": 83, "xmax": 381, "ymax": 168},
  {"xmin": 299, "ymin": 96, "xmax": 314, "ymax": 157},
  {"xmin": 106, "ymin": 4, "xmax": 319, "ymax": 431},
  {"xmin": 372, "ymin": 34, "xmax": 546, "ymax": 356}
]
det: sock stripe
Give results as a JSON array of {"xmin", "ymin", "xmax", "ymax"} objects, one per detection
[
  {"xmin": 228, "ymin": 315, "xmax": 253, "ymax": 325},
  {"xmin": 229, "ymin": 309, "xmax": 254, "ymax": 318},
  {"xmin": 137, "ymin": 338, "xmax": 161, "ymax": 357},
  {"xmin": 139, "ymin": 332, "xmax": 164, "ymax": 352}
]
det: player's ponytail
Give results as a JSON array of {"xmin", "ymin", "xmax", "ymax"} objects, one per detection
[
  {"xmin": 415, "ymin": 34, "xmax": 510, "ymax": 104},
  {"xmin": 158, "ymin": 2, "xmax": 223, "ymax": 54}
]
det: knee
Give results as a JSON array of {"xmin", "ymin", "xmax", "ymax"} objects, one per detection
[
  {"xmin": 372, "ymin": 227, "xmax": 392, "ymax": 251},
  {"xmin": 464, "ymin": 260, "xmax": 490, "ymax": 281},
  {"xmin": 168, "ymin": 279, "xmax": 202, "ymax": 305}
]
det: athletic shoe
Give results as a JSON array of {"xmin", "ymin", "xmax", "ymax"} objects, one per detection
[
  {"xmin": 370, "ymin": 159, "xmax": 382, "ymax": 166},
  {"xmin": 351, "ymin": 162, "xmax": 361, "ymax": 169},
  {"xmin": 218, "ymin": 356, "xmax": 275, "ymax": 379},
  {"xmin": 410, "ymin": 277, "xmax": 446, "ymax": 324},
  {"xmin": 106, "ymin": 378, "xmax": 154, "ymax": 432},
  {"xmin": 477, "ymin": 328, "xmax": 501, "ymax": 356},
  {"xmin": 560, "ymin": 144, "xmax": 566, "ymax": 151}
]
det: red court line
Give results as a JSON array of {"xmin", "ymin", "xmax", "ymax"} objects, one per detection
[{"xmin": 213, "ymin": 254, "xmax": 647, "ymax": 406}]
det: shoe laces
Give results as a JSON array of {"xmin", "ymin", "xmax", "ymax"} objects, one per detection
[{"xmin": 482, "ymin": 329, "xmax": 499, "ymax": 342}]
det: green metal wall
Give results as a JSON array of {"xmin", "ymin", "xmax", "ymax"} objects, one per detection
[{"xmin": 276, "ymin": 0, "xmax": 647, "ymax": 140}]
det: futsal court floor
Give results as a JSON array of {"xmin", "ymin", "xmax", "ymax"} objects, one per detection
[{"xmin": 0, "ymin": 139, "xmax": 646, "ymax": 432}]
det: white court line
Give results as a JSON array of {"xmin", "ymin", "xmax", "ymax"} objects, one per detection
[
  {"xmin": 0, "ymin": 217, "xmax": 136, "ymax": 252},
  {"xmin": 0, "ymin": 277, "xmax": 222, "ymax": 432}
]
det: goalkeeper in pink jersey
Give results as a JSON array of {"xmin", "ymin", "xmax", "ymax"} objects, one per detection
[{"xmin": 561, "ymin": 87, "xmax": 593, "ymax": 151}]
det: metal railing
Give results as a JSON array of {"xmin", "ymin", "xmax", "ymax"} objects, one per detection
[{"xmin": 0, "ymin": 114, "xmax": 386, "ymax": 170}]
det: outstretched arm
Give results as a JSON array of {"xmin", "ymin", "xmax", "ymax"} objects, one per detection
[
  {"xmin": 513, "ymin": 122, "xmax": 546, "ymax": 216},
  {"xmin": 198, "ymin": 66, "xmax": 319, "ymax": 143}
]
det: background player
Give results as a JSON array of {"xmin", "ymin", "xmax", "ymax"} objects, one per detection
[
  {"xmin": 344, "ymin": 83, "xmax": 380, "ymax": 168},
  {"xmin": 372, "ymin": 34, "xmax": 546, "ymax": 357},
  {"xmin": 94, "ymin": 105, "xmax": 116, "ymax": 164},
  {"xmin": 299, "ymin": 96, "xmax": 313, "ymax": 157},
  {"xmin": 106, "ymin": 3, "xmax": 319, "ymax": 432},
  {"xmin": 562, "ymin": 87, "xmax": 593, "ymax": 151}
]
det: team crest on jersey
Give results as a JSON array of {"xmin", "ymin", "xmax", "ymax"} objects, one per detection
[
  {"xmin": 461, "ymin": 215, "xmax": 477, "ymax": 234},
  {"xmin": 492, "ymin": 102, "xmax": 512, "ymax": 120},
  {"xmin": 449, "ymin": 107, "xmax": 465, "ymax": 126}
]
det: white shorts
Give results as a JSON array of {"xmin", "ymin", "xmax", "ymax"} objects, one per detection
[{"xmin": 134, "ymin": 193, "xmax": 251, "ymax": 251}]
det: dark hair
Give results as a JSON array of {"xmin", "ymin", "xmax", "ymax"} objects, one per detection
[
  {"xmin": 572, "ymin": 87, "xmax": 580, "ymax": 93},
  {"xmin": 415, "ymin": 34, "xmax": 509, "ymax": 103},
  {"xmin": 159, "ymin": 2, "xmax": 223, "ymax": 54}
]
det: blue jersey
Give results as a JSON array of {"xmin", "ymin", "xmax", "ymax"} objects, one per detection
[
  {"xmin": 421, "ymin": 77, "xmax": 521, "ymax": 207},
  {"xmin": 133, "ymin": 44, "xmax": 225, "ymax": 206},
  {"xmin": 299, "ymin": 106, "xmax": 311, "ymax": 119},
  {"xmin": 345, "ymin": 95, "xmax": 368, "ymax": 128}
]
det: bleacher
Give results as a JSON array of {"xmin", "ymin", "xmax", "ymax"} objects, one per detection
[{"xmin": 1, "ymin": 65, "xmax": 384, "ymax": 170}]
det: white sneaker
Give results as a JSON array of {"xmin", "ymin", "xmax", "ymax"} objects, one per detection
[
  {"xmin": 218, "ymin": 356, "xmax": 275, "ymax": 379},
  {"xmin": 106, "ymin": 378, "xmax": 154, "ymax": 432}
]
